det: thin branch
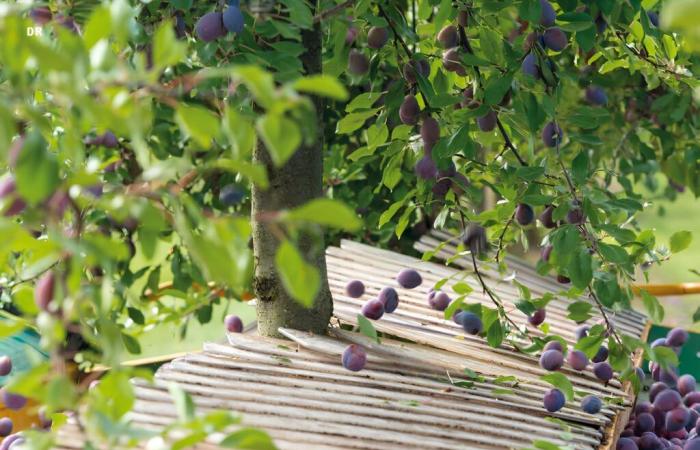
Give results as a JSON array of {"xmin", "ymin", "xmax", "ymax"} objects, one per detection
[
  {"xmin": 495, "ymin": 215, "xmax": 514, "ymax": 263},
  {"xmin": 313, "ymin": 0, "xmax": 354, "ymax": 23}
]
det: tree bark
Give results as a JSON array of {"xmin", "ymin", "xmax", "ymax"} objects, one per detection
[{"xmin": 251, "ymin": 11, "xmax": 333, "ymax": 337}]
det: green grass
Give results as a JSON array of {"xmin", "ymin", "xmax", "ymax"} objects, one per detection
[{"xmin": 636, "ymin": 189, "xmax": 700, "ymax": 332}]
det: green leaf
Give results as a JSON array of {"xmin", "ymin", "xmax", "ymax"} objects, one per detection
[
  {"xmin": 152, "ymin": 21, "xmax": 185, "ymax": 71},
  {"xmin": 640, "ymin": 290, "xmax": 664, "ymax": 323},
  {"xmin": 540, "ymin": 372, "xmax": 575, "ymax": 401},
  {"xmin": 220, "ymin": 428, "xmax": 278, "ymax": 450},
  {"xmin": 487, "ymin": 320, "xmax": 504, "ymax": 347},
  {"xmin": 15, "ymin": 131, "xmax": 60, "ymax": 206},
  {"xmin": 357, "ymin": 314, "xmax": 379, "ymax": 343},
  {"xmin": 567, "ymin": 301, "xmax": 593, "ymax": 323},
  {"xmin": 293, "ymin": 75, "xmax": 349, "ymax": 101},
  {"xmin": 336, "ymin": 108, "xmax": 380, "ymax": 134},
  {"xmin": 669, "ymin": 230, "xmax": 692, "ymax": 253},
  {"xmin": 233, "ymin": 66, "xmax": 277, "ymax": 109},
  {"xmin": 452, "ymin": 282, "xmax": 473, "ymax": 295},
  {"xmin": 257, "ymin": 114, "xmax": 301, "ymax": 166},
  {"xmin": 484, "ymin": 76, "xmax": 513, "ymax": 106},
  {"xmin": 650, "ymin": 346, "xmax": 679, "ymax": 370},
  {"xmin": 284, "ymin": 198, "xmax": 361, "ymax": 231},
  {"xmin": 575, "ymin": 334, "xmax": 605, "ymax": 359},
  {"xmin": 568, "ymin": 249, "xmax": 593, "ymax": 289},
  {"xmin": 275, "ymin": 240, "xmax": 320, "ymax": 308},
  {"xmin": 168, "ymin": 383, "xmax": 195, "ymax": 422},
  {"xmin": 121, "ymin": 332, "xmax": 141, "ymax": 354},
  {"xmin": 175, "ymin": 104, "xmax": 220, "ymax": 149}
]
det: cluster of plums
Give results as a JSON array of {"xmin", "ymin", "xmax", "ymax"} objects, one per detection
[
  {"xmin": 347, "ymin": 24, "xmax": 389, "ymax": 76},
  {"xmin": 615, "ymin": 329, "xmax": 699, "ymax": 450},
  {"xmin": 195, "ymin": 0, "xmax": 244, "ymax": 42},
  {"xmin": 0, "ymin": 355, "xmax": 52, "ymax": 449}
]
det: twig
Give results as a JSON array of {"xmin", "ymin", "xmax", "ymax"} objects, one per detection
[
  {"xmin": 495, "ymin": 215, "xmax": 514, "ymax": 263},
  {"xmin": 313, "ymin": 0, "xmax": 354, "ymax": 23}
]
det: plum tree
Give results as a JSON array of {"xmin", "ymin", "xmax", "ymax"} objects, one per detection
[
  {"xmin": 581, "ymin": 395, "xmax": 602, "ymax": 414},
  {"xmin": 345, "ymin": 280, "xmax": 365, "ymax": 298},
  {"xmin": 528, "ymin": 308, "xmax": 546, "ymax": 326},
  {"xmin": 377, "ymin": 287, "xmax": 399, "ymax": 313},
  {"xmin": 543, "ymin": 28, "xmax": 567, "ymax": 51},
  {"xmin": 0, "ymin": 357, "xmax": 10, "ymax": 377},
  {"xmin": 427, "ymin": 291, "xmax": 451, "ymax": 311},
  {"xmin": 541, "ymin": 122, "xmax": 563, "ymax": 147},
  {"xmin": 399, "ymin": 95, "xmax": 420, "ymax": 126},
  {"xmin": 437, "ymin": 25, "xmax": 459, "ymax": 48},
  {"xmin": 461, "ymin": 312, "xmax": 482, "ymax": 335},
  {"xmin": 224, "ymin": 315, "xmax": 243, "ymax": 333},
  {"xmin": 543, "ymin": 388, "xmax": 565, "ymax": 412},
  {"xmin": 396, "ymin": 268, "xmax": 422, "ymax": 289},
  {"xmin": 195, "ymin": 12, "xmax": 226, "ymax": 42},
  {"xmin": 539, "ymin": 349, "xmax": 564, "ymax": 371},
  {"xmin": 515, "ymin": 203, "xmax": 534, "ymax": 226},
  {"xmin": 341, "ymin": 344, "xmax": 366, "ymax": 372},
  {"xmin": 567, "ymin": 350, "xmax": 589, "ymax": 371},
  {"xmin": 367, "ymin": 27, "xmax": 389, "ymax": 49},
  {"xmin": 361, "ymin": 298, "xmax": 385, "ymax": 320}
]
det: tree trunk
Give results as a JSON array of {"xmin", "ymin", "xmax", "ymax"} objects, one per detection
[{"xmin": 251, "ymin": 13, "xmax": 333, "ymax": 337}]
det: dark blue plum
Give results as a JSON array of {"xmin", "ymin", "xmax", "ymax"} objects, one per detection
[
  {"xmin": 528, "ymin": 308, "xmax": 546, "ymax": 326},
  {"xmin": 361, "ymin": 299, "xmax": 385, "ymax": 320},
  {"xmin": 0, "ymin": 419, "xmax": 11, "ymax": 438},
  {"xmin": 592, "ymin": 345, "xmax": 608, "ymax": 363},
  {"xmin": 544, "ymin": 340, "xmax": 563, "ymax": 352},
  {"xmin": 667, "ymin": 328, "xmax": 689, "ymax": 347},
  {"xmin": 543, "ymin": 388, "xmax": 565, "ymax": 412},
  {"xmin": 522, "ymin": 53, "xmax": 539, "ymax": 79},
  {"xmin": 647, "ymin": 11, "xmax": 659, "ymax": 27},
  {"xmin": 195, "ymin": 12, "xmax": 226, "ymax": 42},
  {"xmin": 0, "ymin": 357, "xmax": 11, "ymax": 377},
  {"xmin": 581, "ymin": 395, "xmax": 602, "ymax": 414},
  {"xmin": 219, "ymin": 185, "xmax": 245, "ymax": 206},
  {"xmin": 378, "ymin": 287, "xmax": 399, "ymax": 313},
  {"xmin": 541, "ymin": 122, "xmax": 563, "ymax": 148},
  {"xmin": 345, "ymin": 280, "xmax": 365, "ymax": 298},
  {"xmin": 585, "ymin": 85, "xmax": 608, "ymax": 106},
  {"xmin": 666, "ymin": 407, "xmax": 690, "ymax": 432},
  {"xmin": 415, "ymin": 156, "xmax": 437, "ymax": 180},
  {"xmin": 224, "ymin": 314, "xmax": 243, "ymax": 333},
  {"xmin": 636, "ymin": 412, "xmax": 656, "ymax": 434},
  {"xmin": 461, "ymin": 312, "xmax": 482, "ymax": 335},
  {"xmin": 0, "ymin": 390, "xmax": 26, "ymax": 411},
  {"xmin": 543, "ymin": 27, "xmax": 567, "ymax": 51},
  {"xmin": 515, "ymin": 203, "xmax": 535, "ymax": 226},
  {"xmin": 539, "ymin": 0, "xmax": 556, "ymax": 26},
  {"xmin": 223, "ymin": 5, "xmax": 244, "ymax": 34},
  {"xmin": 427, "ymin": 291, "xmax": 451, "ymax": 311},
  {"xmin": 396, "ymin": 268, "xmax": 422, "ymax": 289},
  {"xmin": 567, "ymin": 350, "xmax": 588, "ymax": 371},
  {"xmin": 593, "ymin": 362, "xmax": 613, "ymax": 382},
  {"xmin": 574, "ymin": 325, "xmax": 590, "ymax": 341},
  {"xmin": 341, "ymin": 344, "xmax": 366, "ymax": 371},
  {"xmin": 617, "ymin": 437, "xmax": 638, "ymax": 450},
  {"xmin": 655, "ymin": 389, "xmax": 682, "ymax": 412},
  {"xmin": 540, "ymin": 350, "xmax": 564, "ymax": 371}
]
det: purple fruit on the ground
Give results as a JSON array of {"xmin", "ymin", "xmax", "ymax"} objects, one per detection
[
  {"xmin": 544, "ymin": 340, "xmax": 563, "ymax": 352},
  {"xmin": 452, "ymin": 310, "xmax": 464, "ymax": 324},
  {"xmin": 540, "ymin": 245, "xmax": 553, "ymax": 263},
  {"xmin": 566, "ymin": 207, "xmax": 585, "ymax": 225},
  {"xmin": 415, "ymin": 156, "xmax": 437, "ymax": 180},
  {"xmin": 442, "ymin": 48, "xmax": 464, "ymax": 74},
  {"xmin": 687, "ymin": 408, "xmax": 699, "ymax": 431},
  {"xmin": 341, "ymin": 344, "xmax": 366, "ymax": 371},
  {"xmin": 345, "ymin": 280, "xmax": 365, "ymax": 298},
  {"xmin": 377, "ymin": 287, "xmax": 399, "ymax": 313},
  {"xmin": 617, "ymin": 437, "xmax": 638, "ymax": 450},
  {"xmin": 557, "ymin": 274, "xmax": 570, "ymax": 284},
  {"xmin": 399, "ymin": 95, "xmax": 420, "ymax": 126},
  {"xmin": 540, "ymin": 205, "xmax": 557, "ymax": 228},
  {"xmin": 367, "ymin": 27, "xmax": 389, "ymax": 49},
  {"xmin": 35, "ymin": 272, "xmax": 55, "ymax": 311},
  {"xmin": 655, "ymin": 390, "xmax": 682, "ymax": 412},
  {"xmin": 224, "ymin": 314, "xmax": 243, "ymax": 333},
  {"xmin": 396, "ymin": 269, "xmax": 423, "ymax": 289},
  {"xmin": 539, "ymin": 0, "xmax": 556, "ymax": 26},
  {"xmin": 195, "ymin": 12, "xmax": 226, "ymax": 42},
  {"xmin": 574, "ymin": 325, "xmax": 590, "ymax": 341},
  {"xmin": 685, "ymin": 439, "xmax": 700, "ymax": 450},
  {"xmin": 593, "ymin": 362, "xmax": 613, "ymax": 382},
  {"xmin": 650, "ymin": 382, "xmax": 669, "ymax": 402},
  {"xmin": 585, "ymin": 85, "xmax": 608, "ymax": 105},
  {"xmin": 1, "ymin": 391, "xmax": 26, "ymax": 411},
  {"xmin": 581, "ymin": 395, "xmax": 602, "ymax": 414},
  {"xmin": 522, "ymin": 53, "xmax": 539, "ymax": 78},
  {"xmin": 568, "ymin": 350, "xmax": 589, "ymax": 371},
  {"xmin": 668, "ymin": 429, "xmax": 688, "ymax": 440},
  {"xmin": 477, "ymin": 110, "xmax": 497, "ymax": 132},
  {"xmin": 528, "ymin": 308, "xmax": 546, "ymax": 326},
  {"xmin": 661, "ymin": 367, "xmax": 679, "ymax": 386},
  {"xmin": 543, "ymin": 27, "xmax": 567, "ymax": 51},
  {"xmin": 667, "ymin": 407, "xmax": 690, "ymax": 432},
  {"xmin": 667, "ymin": 328, "xmax": 689, "ymax": 347},
  {"xmin": 428, "ymin": 291, "xmax": 451, "ymax": 311},
  {"xmin": 0, "ymin": 419, "xmax": 11, "ymax": 437},
  {"xmin": 639, "ymin": 432, "xmax": 660, "ymax": 450},
  {"xmin": 223, "ymin": 5, "xmax": 244, "ymax": 33},
  {"xmin": 636, "ymin": 401, "xmax": 653, "ymax": 415},
  {"xmin": 421, "ymin": 116, "xmax": 440, "ymax": 153},
  {"xmin": 684, "ymin": 391, "xmax": 700, "ymax": 406},
  {"xmin": 540, "ymin": 350, "xmax": 564, "ymax": 371},
  {"xmin": 0, "ymin": 357, "xmax": 11, "ymax": 377},
  {"xmin": 541, "ymin": 121, "xmax": 563, "ymax": 147},
  {"xmin": 515, "ymin": 203, "xmax": 535, "ymax": 226},
  {"xmin": 461, "ymin": 312, "xmax": 482, "ymax": 335},
  {"xmin": 437, "ymin": 25, "xmax": 459, "ymax": 48},
  {"xmin": 636, "ymin": 412, "xmax": 656, "ymax": 434},
  {"xmin": 361, "ymin": 299, "xmax": 385, "ymax": 320},
  {"xmin": 543, "ymin": 388, "xmax": 565, "ymax": 412},
  {"xmin": 592, "ymin": 345, "xmax": 608, "ymax": 363},
  {"xmin": 462, "ymin": 224, "xmax": 488, "ymax": 255},
  {"xmin": 348, "ymin": 50, "xmax": 369, "ymax": 75}
]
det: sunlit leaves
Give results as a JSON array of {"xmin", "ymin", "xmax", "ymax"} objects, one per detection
[
  {"xmin": 293, "ymin": 75, "xmax": 349, "ymax": 101},
  {"xmin": 175, "ymin": 104, "xmax": 220, "ymax": 149},
  {"xmin": 152, "ymin": 21, "xmax": 186, "ymax": 73},
  {"xmin": 640, "ymin": 290, "xmax": 665, "ymax": 323},
  {"xmin": 284, "ymin": 198, "xmax": 361, "ymax": 231},
  {"xmin": 669, "ymin": 230, "xmax": 692, "ymax": 252},
  {"xmin": 275, "ymin": 240, "xmax": 320, "ymax": 308},
  {"xmin": 15, "ymin": 131, "xmax": 59, "ymax": 206},
  {"xmin": 257, "ymin": 114, "xmax": 301, "ymax": 166}
]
